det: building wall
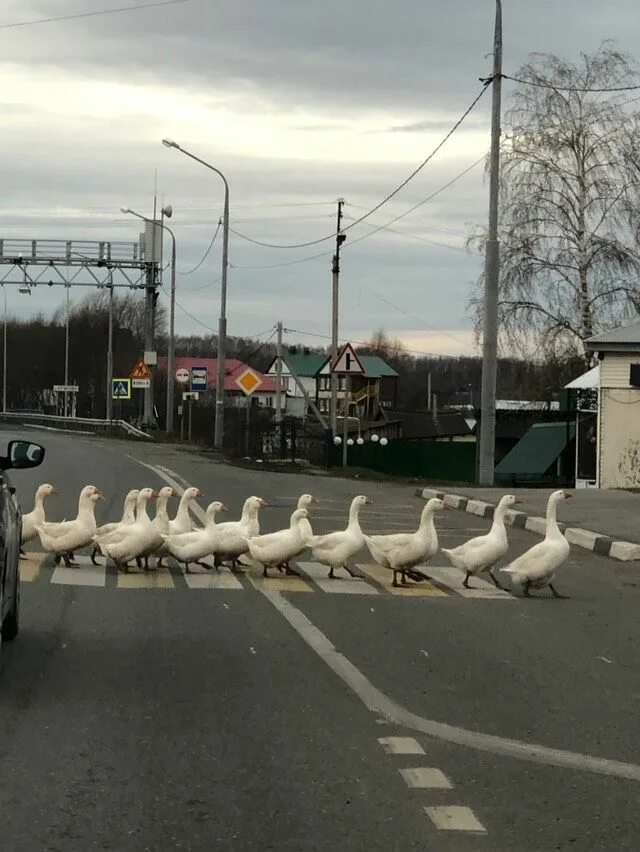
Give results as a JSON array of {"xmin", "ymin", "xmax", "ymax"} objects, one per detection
[
  {"xmin": 598, "ymin": 353, "xmax": 640, "ymax": 487},
  {"xmin": 265, "ymin": 366, "xmax": 315, "ymax": 400}
]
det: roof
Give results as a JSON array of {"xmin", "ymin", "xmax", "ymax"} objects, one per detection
[
  {"xmin": 317, "ymin": 353, "xmax": 399, "ymax": 378},
  {"xmin": 585, "ymin": 321, "xmax": 640, "ymax": 351},
  {"xmin": 564, "ymin": 365, "xmax": 600, "ymax": 389},
  {"xmin": 280, "ymin": 352, "xmax": 327, "ymax": 377},
  {"xmin": 495, "ymin": 421, "xmax": 575, "ymax": 477},
  {"xmin": 157, "ymin": 356, "xmax": 278, "ymax": 392},
  {"xmin": 387, "ymin": 411, "xmax": 471, "ymax": 439}
]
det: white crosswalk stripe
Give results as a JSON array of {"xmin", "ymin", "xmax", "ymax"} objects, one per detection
[{"xmin": 21, "ymin": 553, "xmax": 518, "ymax": 600}]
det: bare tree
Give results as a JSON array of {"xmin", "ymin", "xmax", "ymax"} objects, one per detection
[{"xmin": 469, "ymin": 43, "xmax": 640, "ymax": 364}]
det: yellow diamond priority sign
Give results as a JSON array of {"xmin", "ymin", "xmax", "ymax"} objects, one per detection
[{"xmin": 235, "ymin": 367, "xmax": 263, "ymax": 396}]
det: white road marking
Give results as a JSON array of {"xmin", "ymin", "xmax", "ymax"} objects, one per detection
[
  {"xmin": 425, "ymin": 806, "xmax": 487, "ymax": 833},
  {"xmin": 184, "ymin": 572, "xmax": 243, "ymax": 590},
  {"xmin": 264, "ymin": 589, "xmax": 640, "ymax": 782},
  {"xmin": 135, "ymin": 462, "xmax": 640, "ymax": 783},
  {"xmin": 426, "ymin": 565, "xmax": 514, "ymax": 600},
  {"xmin": 399, "ymin": 767, "xmax": 453, "ymax": 789},
  {"xmin": 51, "ymin": 559, "xmax": 106, "ymax": 587},
  {"xmin": 378, "ymin": 737, "xmax": 425, "ymax": 755},
  {"xmin": 297, "ymin": 561, "xmax": 379, "ymax": 594}
]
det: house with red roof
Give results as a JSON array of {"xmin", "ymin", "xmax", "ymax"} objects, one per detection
[{"xmin": 157, "ymin": 357, "xmax": 284, "ymax": 408}]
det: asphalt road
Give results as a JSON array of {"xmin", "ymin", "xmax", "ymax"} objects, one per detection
[{"xmin": 1, "ymin": 426, "xmax": 639, "ymax": 850}]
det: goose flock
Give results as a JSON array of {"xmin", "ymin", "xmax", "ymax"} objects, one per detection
[{"xmin": 20, "ymin": 483, "xmax": 573, "ymax": 596}]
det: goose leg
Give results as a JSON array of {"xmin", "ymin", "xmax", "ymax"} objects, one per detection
[
  {"xmin": 523, "ymin": 580, "xmax": 531, "ymax": 598},
  {"xmin": 487, "ymin": 568, "xmax": 504, "ymax": 590},
  {"xmin": 262, "ymin": 564, "xmax": 269, "ymax": 578},
  {"xmin": 463, "ymin": 571, "xmax": 472, "ymax": 589},
  {"xmin": 90, "ymin": 547, "xmax": 99, "ymax": 566},
  {"xmin": 328, "ymin": 566, "xmax": 335, "ymax": 579},
  {"xmin": 285, "ymin": 564, "xmax": 300, "ymax": 577},
  {"xmin": 20, "ymin": 546, "xmax": 26, "ymax": 557},
  {"xmin": 392, "ymin": 570, "xmax": 400, "ymax": 588},
  {"xmin": 63, "ymin": 552, "xmax": 77, "ymax": 567},
  {"xmin": 344, "ymin": 564, "xmax": 359, "ymax": 578},
  {"xmin": 549, "ymin": 583, "xmax": 567, "ymax": 599},
  {"xmin": 54, "ymin": 553, "xmax": 61, "ymax": 565}
]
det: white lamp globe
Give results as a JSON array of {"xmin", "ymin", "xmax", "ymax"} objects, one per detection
[
  {"xmin": 380, "ymin": 437, "xmax": 388, "ymax": 447},
  {"xmin": 356, "ymin": 437, "xmax": 364, "ymax": 446},
  {"xmin": 333, "ymin": 436, "xmax": 342, "ymax": 446},
  {"xmin": 371, "ymin": 434, "xmax": 379, "ymax": 443},
  {"xmin": 347, "ymin": 438, "xmax": 354, "ymax": 446}
]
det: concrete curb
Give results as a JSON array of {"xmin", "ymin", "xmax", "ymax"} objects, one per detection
[{"xmin": 415, "ymin": 488, "xmax": 640, "ymax": 563}]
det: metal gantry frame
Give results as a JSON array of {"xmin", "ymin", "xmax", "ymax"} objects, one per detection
[{"xmin": 0, "ymin": 237, "xmax": 160, "ymax": 420}]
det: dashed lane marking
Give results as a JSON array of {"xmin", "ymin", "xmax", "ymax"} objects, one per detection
[
  {"xmin": 117, "ymin": 566, "xmax": 175, "ymax": 589},
  {"xmin": 399, "ymin": 767, "xmax": 453, "ymax": 790},
  {"xmin": 358, "ymin": 563, "xmax": 447, "ymax": 597},
  {"xmin": 378, "ymin": 737, "xmax": 425, "ymax": 755},
  {"xmin": 425, "ymin": 806, "xmax": 487, "ymax": 834},
  {"xmin": 297, "ymin": 561, "xmax": 379, "ymax": 594}
]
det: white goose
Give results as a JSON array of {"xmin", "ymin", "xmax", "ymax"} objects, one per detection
[
  {"xmin": 90, "ymin": 488, "xmax": 139, "ymax": 564},
  {"xmin": 141, "ymin": 486, "xmax": 175, "ymax": 570},
  {"xmin": 36, "ymin": 485, "xmax": 105, "ymax": 566},
  {"xmin": 442, "ymin": 494, "xmax": 521, "ymax": 589},
  {"xmin": 21, "ymin": 483, "xmax": 57, "ymax": 554},
  {"xmin": 270, "ymin": 493, "xmax": 318, "ymax": 575},
  {"xmin": 209, "ymin": 496, "xmax": 268, "ymax": 570},
  {"xmin": 98, "ymin": 487, "xmax": 158, "ymax": 570},
  {"xmin": 163, "ymin": 501, "xmax": 227, "ymax": 572},
  {"xmin": 364, "ymin": 497, "xmax": 447, "ymax": 587},
  {"xmin": 308, "ymin": 495, "xmax": 371, "ymax": 579},
  {"xmin": 246, "ymin": 508, "xmax": 310, "ymax": 578},
  {"xmin": 155, "ymin": 486, "xmax": 201, "ymax": 568},
  {"xmin": 500, "ymin": 490, "xmax": 572, "ymax": 598}
]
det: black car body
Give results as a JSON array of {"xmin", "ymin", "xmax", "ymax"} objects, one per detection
[{"xmin": 1, "ymin": 440, "xmax": 45, "ymax": 659}]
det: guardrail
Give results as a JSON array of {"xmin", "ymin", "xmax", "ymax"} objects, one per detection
[{"xmin": 0, "ymin": 411, "xmax": 153, "ymax": 440}]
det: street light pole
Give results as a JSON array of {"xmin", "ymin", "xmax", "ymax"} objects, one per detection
[
  {"xmin": 121, "ymin": 206, "xmax": 177, "ymax": 433},
  {"xmin": 106, "ymin": 272, "xmax": 114, "ymax": 421},
  {"xmin": 162, "ymin": 138, "xmax": 229, "ymax": 450},
  {"xmin": 64, "ymin": 284, "xmax": 70, "ymax": 418},
  {"xmin": 478, "ymin": 0, "xmax": 503, "ymax": 485},
  {"xmin": 331, "ymin": 199, "xmax": 345, "ymax": 436},
  {"xmin": 2, "ymin": 285, "xmax": 6, "ymax": 415}
]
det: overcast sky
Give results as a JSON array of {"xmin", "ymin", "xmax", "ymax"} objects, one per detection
[{"xmin": 2, "ymin": 0, "xmax": 640, "ymax": 358}]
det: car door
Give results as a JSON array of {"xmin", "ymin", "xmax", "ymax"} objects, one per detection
[{"xmin": 0, "ymin": 471, "xmax": 19, "ymax": 623}]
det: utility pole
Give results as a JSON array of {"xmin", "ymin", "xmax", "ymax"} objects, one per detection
[
  {"xmin": 330, "ymin": 198, "xmax": 345, "ymax": 436},
  {"xmin": 275, "ymin": 320, "xmax": 283, "ymax": 456},
  {"xmin": 478, "ymin": 0, "xmax": 503, "ymax": 485},
  {"xmin": 143, "ymin": 189, "xmax": 158, "ymax": 427},
  {"xmin": 106, "ymin": 274, "xmax": 114, "ymax": 420}
]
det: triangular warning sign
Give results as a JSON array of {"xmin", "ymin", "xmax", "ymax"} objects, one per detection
[
  {"xmin": 331, "ymin": 343, "xmax": 364, "ymax": 375},
  {"xmin": 130, "ymin": 360, "xmax": 151, "ymax": 380}
]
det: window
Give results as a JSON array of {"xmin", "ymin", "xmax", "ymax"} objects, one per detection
[
  {"xmin": 319, "ymin": 376, "xmax": 330, "ymax": 391},
  {"xmin": 318, "ymin": 397, "xmax": 329, "ymax": 412}
]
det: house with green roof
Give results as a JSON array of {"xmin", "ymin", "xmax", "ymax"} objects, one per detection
[{"xmin": 266, "ymin": 346, "xmax": 399, "ymax": 421}]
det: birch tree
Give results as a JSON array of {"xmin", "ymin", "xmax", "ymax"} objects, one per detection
[{"xmin": 470, "ymin": 44, "xmax": 640, "ymax": 364}]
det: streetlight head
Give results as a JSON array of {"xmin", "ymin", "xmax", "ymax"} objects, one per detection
[
  {"xmin": 380, "ymin": 437, "xmax": 388, "ymax": 447},
  {"xmin": 333, "ymin": 436, "xmax": 342, "ymax": 446},
  {"xmin": 162, "ymin": 204, "xmax": 173, "ymax": 218},
  {"xmin": 162, "ymin": 138, "xmax": 178, "ymax": 149},
  {"xmin": 371, "ymin": 434, "xmax": 379, "ymax": 443},
  {"xmin": 356, "ymin": 437, "xmax": 364, "ymax": 446},
  {"xmin": 120, "ymin": 207, "xmax": 131, "ymax": 214},
  {"xmin": 347, "ymin": 438, "xmax": 354, "ymax": 447}
]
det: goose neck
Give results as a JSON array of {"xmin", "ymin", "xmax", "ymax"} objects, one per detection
[{"xmin": 545, "ymin": 496, "xmax": 561, "ymax": 535}]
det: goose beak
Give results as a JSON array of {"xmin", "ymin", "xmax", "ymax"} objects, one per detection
[
  {"xmin": 442, "ymin": 503, "xmax": 451, "ymax": 511},
  {"xmin": 311, "ymin": 497, "xmax": 319, "ymax": 504},
  {"xmin": 514, "ymin": 498, "xmax": 523, "ymax": 505},
  {"xmin": 96, "ymin": 490, "xmax": 105, "ymax": 501},
  {"xmin": 150, "ymin": 490, "xmax": 159, "ymax": 499},
  {"xmin": 563, "ymin": 491, "xmax": 573, "ymax": 499},
  {"xmin": 259, "ymin": 499, "xmax": 269, "ymax": 507},
  {"xmin": 196, "ymin": 489, "xmax": 204, "ymax": 497},
  {"xmin": 51, "ymin": 487, "xmax": 59, "ymax": 495},
  {"xmin": 220, "ymin": 504, "xmax": 228, "ymax": 512},
  {"xmin": 365, "ymin": 498, "xmax": 373, "ymax": 505}
]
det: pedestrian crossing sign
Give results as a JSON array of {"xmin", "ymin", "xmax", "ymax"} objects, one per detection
[{"xmin": 112, "ymin": 378, "xmax": 131, "ymax": 400}]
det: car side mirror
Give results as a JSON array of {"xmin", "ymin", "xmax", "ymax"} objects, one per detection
[{"xmin": 6, "ymin": 441, "xmax": 45, "ymax": 470}]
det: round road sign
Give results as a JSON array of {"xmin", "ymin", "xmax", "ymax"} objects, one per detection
[{"xmin": 175, "ymin": 368, "xmax": 190, "ymax": 384}]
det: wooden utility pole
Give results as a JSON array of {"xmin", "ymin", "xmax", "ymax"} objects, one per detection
[
  {"xmin": 330, "ymin": 198, "xmax": 345, "ymax": 436},
  {"xmin": 275, "ymin": 320, "xmax": 283, "ymax": 456},
  {"xmin": 478, "ymin": 0, "xmax": 503, "ymax": 485}
]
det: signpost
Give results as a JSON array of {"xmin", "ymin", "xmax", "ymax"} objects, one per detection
[
  {"xmin": 331, "ymin": 343, "xmax": 365, "ymax": 466},
  {"xmin": 182, "ymin": 391, "xmax": 199, "ymax": 441},
  {"xmin": 175, "ymin": 367, "xmax": 190, "ymax": 385},
  {"xmin": 132, "ymin": 378, "xmax": 150, "ymax": 389},
  {"xmin": 235, "ymin": 368, "xmax": 263, "ymax": 455},
  {"xmin": 53, "ymin": 384, "xmax": 80, "ymax": 393},
  {"xmin": 112, "ymin": 379, "xmax": 131, "ymax": 400},
  {"xmin": 190, "ymin": 366, "xmax": 208, "ymax": 393}
]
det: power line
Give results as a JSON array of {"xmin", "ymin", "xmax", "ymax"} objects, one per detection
[
  {"xmin": 281, "ymin": 326, "xmax": 475, "ymax": 360},
  {"xmin": 504, "ymin": 74, "xmax": 640, "ymax": 93},
  {"xmin": 342, "ymin": 213, "xmax": 471, "ymax": 254},
  {"xmin": 230, "ymin": 249, "xmax": 333, "ymax": 271},
  {"xmin": 0, "ymin": 0, "xmax": 190, "ymax": 29},
  {"xmin": 229, "ymin": 84, "xmax": 490, "ymax": 251},
  {"xmin": 177, "ymin": 219, "xmax": 221, "ymax": 275},
  {"xmin": 344, "ymin": 155, "xmax": 486, "ymax": 250}
]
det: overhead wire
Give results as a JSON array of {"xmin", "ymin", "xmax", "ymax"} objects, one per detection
[
  {"xmin": 281, "ymin": 327, "xmax": 472, "ymax": 360},
  {"xmin": 0, "ymin": 0, "xmax": 190, "ymax": 29},
  {"xmin": 504, "ymin": 74, "xmax": 640, "ymax": 93},
  {"xmin": 229, "ymin": 82, "xmax": 491, "ymax": 250},
  {"xmin": 177, "ymin": 219, "xmax": 221, "ymax": 275}
]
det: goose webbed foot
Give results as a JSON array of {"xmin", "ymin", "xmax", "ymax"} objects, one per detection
[
  {"xmin": 549, "ymin": 583, "xmax": 567, "ymax": 599},
  {"xmin": 63, "ymin": 552, "xmax": 77, "ymax": 567},
  {"xmin": 328, "ymin": 566, "xmax": 335, "ymax": 579}
]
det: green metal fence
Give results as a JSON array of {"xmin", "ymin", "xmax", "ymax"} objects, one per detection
[{"xmin": 329, "ymin": 439, "xmax": 476, "ymax": 483}]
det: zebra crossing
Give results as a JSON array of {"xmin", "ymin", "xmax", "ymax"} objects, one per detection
[{"xmin": 19, "ymin": 552, "xmax": 517, "ymax": 600}]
